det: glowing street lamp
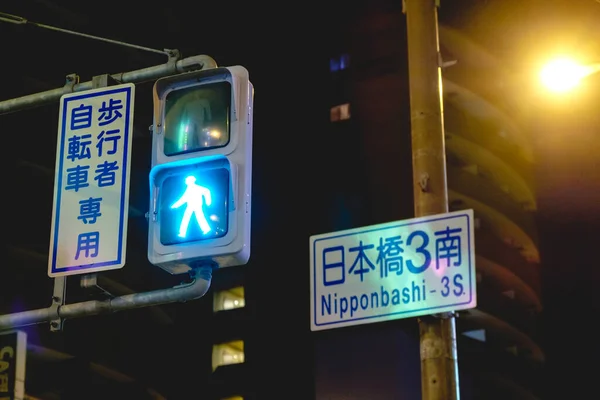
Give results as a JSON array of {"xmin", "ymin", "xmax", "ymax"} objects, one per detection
[{"xmin": 540, "ymin": 58, "xmax": 600, "ymax": 93}]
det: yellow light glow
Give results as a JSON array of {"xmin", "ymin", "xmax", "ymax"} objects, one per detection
[{"xmin": 540, "ymin": 58, "xmax": 591, "ymax": 93}]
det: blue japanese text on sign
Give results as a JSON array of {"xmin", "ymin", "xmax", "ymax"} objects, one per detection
[
  {"xmin": 48, "ymin": 84, "xmax": 135, "ymax": 277},
  {"xmin": 309, "ymin": 210, "xmax": 477, "ymax": 331}
]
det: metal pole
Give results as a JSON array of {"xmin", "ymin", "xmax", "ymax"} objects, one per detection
[
  {"xmin": 0, "ymin": 265, "xmax": 213, "ymax": 331},
  {"xmin": 404, "ymin": 0, "xmax": 460, "ymax": 399},
  {"xmin": 0, "ymin": 54, "xmax": 217, "ymax": 115}
]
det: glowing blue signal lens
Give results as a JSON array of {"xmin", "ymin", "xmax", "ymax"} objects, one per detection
[{"xmin": 159, "ymin": 163, "xmax": 229, "ymax": 245}]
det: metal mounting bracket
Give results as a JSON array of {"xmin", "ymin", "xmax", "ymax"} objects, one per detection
[
  {"xmin": 50, "ymin": 277, "xmax": 67, "ymax": 332},
  {"xmin": 92, "ymin": 73, "xmax": 120, "ymax": 88},
  {"xmin": 80, "ymin": 274, "xmax": 114, "ymax": 298},
  {"xmin": 63, "ymin": 73, "xmax": 79, "ymax": 93},
  {"xmin": 165, "ymin": 49, "xmax": 182, "ymax": 75}
]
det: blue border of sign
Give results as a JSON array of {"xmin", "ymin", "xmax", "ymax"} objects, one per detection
[
  {"xmin": 312, "ymin": 212, "xmax": 473, "ymax": 327},
  {"xmin": 50, "ymin": 86, "xmax": 132, "ymax": 275}
]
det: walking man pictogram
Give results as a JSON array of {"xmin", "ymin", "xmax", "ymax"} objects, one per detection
[{"xmin": 171, "ymin": 176, "xmax": 212, "ymax": 237}]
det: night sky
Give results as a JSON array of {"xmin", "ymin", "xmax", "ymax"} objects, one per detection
[{"xmin": 1, "ymin": 0, "xmax": 600, "ymax": 398}]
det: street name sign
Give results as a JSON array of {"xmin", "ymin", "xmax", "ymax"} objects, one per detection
[
  {"xmin": 310, "ymin": 210, "xmax": 477, "ymax": 331},
  {"xmin": 48, "ymin": 84, "xmax": 135, "ymax": 277}
]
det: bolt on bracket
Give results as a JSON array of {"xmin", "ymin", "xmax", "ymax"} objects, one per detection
[
  {"xmin": 63, "ymin": 73, "xmax": 79, "ymax": 93},
  {"xmin": 419, "ymin": 173, "xmax": 430, "ymax": 192},
  {"xmin": 165, "ymin": 49, "xmax": 182, "ymax": 74}
]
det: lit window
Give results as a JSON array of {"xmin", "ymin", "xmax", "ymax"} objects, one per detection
[
  {"xmin": 340, "ymin": 54, "xmax": 349, "ymax": 70},
  {"xmin": 330, "ymin": 103, "xmax": 351, "ymax": 122},
  {"xmin": 330, "ymin": 54, "xmax": 350, "ymax": 72},
  {"xmin": 221, "ymin": 397, "xmax": 243, "ymax": 400},
  {"xmin": 213, "ymin": 286, "xmax": 245, "ymax": 312},
  {"xmin": 212, "ymin": 340, "xmax": 244, "ymax": 371}
]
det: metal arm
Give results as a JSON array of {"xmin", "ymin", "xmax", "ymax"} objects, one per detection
[
  {"xmin": 0, "ymin": 54, "xmax": 218, "ymax": 115},
  {"xmin": 0, "ymin": 265, "xmax": 213, "ymax": 331}
]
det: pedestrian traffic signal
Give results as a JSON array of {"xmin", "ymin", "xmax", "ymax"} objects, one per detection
[
  {"xmin": 147, "ymin": 66, "xmax": 253, "ymax": 274},
  {"xmin": 155, "ymin": 156, "xmax": 230, "ymax": 245}
]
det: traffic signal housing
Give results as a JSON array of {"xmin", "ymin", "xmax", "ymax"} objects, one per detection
[{"xmin": 148, "ymin": 66, "xmax": 253, "ymax": 275}]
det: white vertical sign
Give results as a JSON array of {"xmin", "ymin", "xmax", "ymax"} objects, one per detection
[{"xmin": 48, "ymin": 84, "xmax": 135, "ymax": 277}]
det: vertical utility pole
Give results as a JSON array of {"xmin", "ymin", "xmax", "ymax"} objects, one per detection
[{"xmin": 404, "ymin": 1, "xmax": 460, "ymax": 399}]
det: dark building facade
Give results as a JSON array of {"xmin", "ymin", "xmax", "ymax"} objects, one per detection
[
  {"xmin": 203, "ymin": 3, "xmax": 543, "ymax": 398},
  {"xmin": 311, "ymin": 1, "xmax": 543, "ymax": 399}
]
